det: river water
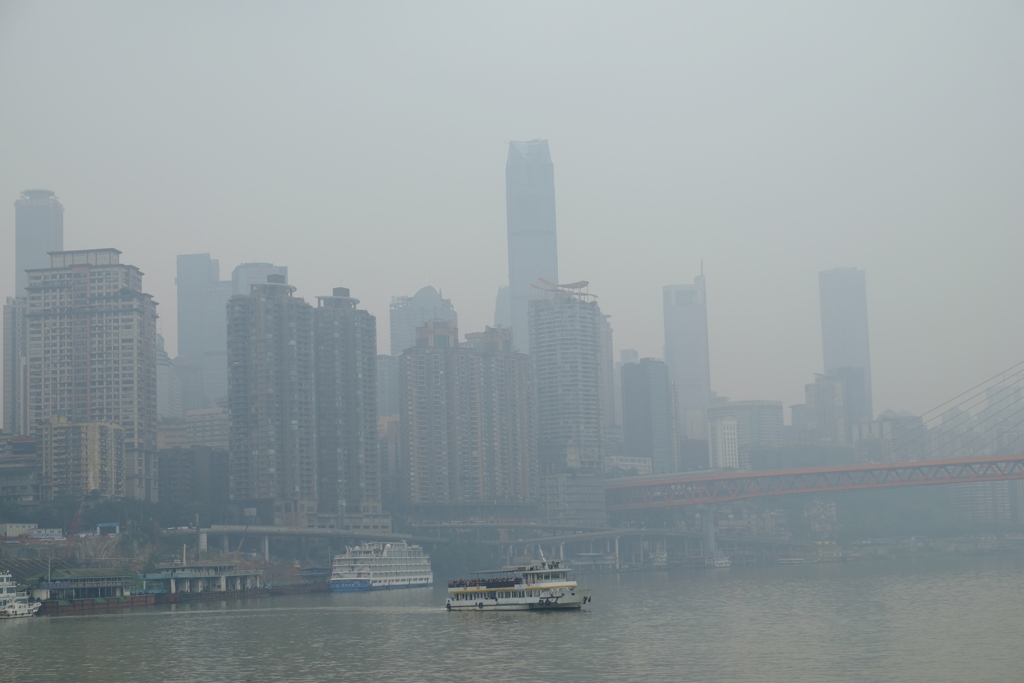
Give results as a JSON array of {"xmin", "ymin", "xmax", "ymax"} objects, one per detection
[{"xmin": 4, "ymin": 554, "xmax": 1023, "ymax": 683}]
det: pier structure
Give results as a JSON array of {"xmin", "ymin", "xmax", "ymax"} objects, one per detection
[{"xmin": 141, "ymin": 562, "xmax": 261, "ymax": 595}]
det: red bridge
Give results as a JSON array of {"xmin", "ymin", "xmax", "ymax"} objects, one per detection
[{"xmin": 605, "ymin": 455, "xmax": 1024, "ymax": 512}]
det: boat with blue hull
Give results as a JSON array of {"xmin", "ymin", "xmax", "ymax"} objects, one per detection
[{"xmin": 329, "ymin": 541, "xmax": 433, "ymax": 593}]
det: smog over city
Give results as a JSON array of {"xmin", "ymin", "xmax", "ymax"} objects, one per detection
[{"xmin": 1, "ymin": 3, "xmax": 1023, "ymax": 682}]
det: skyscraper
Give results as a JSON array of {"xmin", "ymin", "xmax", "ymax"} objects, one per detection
[
  {"xmin": 14, "ymin": 190, "xmax": 63, "ymax": 295},
  {"xmin": 176, "ymin": 257, "xmax": 287, "ymax": 412},
  {"xmin": 232, "ymin": 262, "xmax": 288, "ymax": 296},
  {"xmin": 706, "ymin": 400, "xmax": 784, "ymax": 470},
  {"xmin": 227, "ymin": 274, "xmax": 316, "ymax": 527},
  {"xmin": 175, "ymin": 254, "xmax": 232, "ymax": 411},
  {"xmin": 621, "ymin": 358, "xmax": 676, "ymax": 474},
  {"xmin": 314, "ymin": 287, "xmax": 386, "ymax": 530},
  {"xmin": 819, "ymin": 267, "xmax": 873, "ymax": 434},
  {"xmin": 506, "ymin": 140, "xmax": 558, "ymax": 351},
  {"xmin": 23, "ymin": 249, "xmax": 158, "ymax": 500},
  {"xmin": 529, "ymin": 282, "xmax": 604, "ymax": 473},
  {"xmin": 389, "ymin": 286, "xmax": 457, "ymax": 356},
  {"xmin": 5, "ymin": 190, "xmax": 64, "ymax": 435},
  {"xmin": 399, "ymin": 322, "xmax": 537, "ymax": 507},
  {"xmin": 663, "ymin": 273, "xmax": 712, "ymax": 440}
]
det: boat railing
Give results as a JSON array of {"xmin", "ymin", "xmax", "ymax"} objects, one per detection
[{"xmin": 447, "ymin": 577, "xmax": 517, "ymax": 589}]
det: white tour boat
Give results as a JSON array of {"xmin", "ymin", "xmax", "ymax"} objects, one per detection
[
  {"xmin": 446, "ymin": 556, "xmax": 591, "ymax": 611},
  {"xmin": 0, "ymin": 571, "xmax": 42, "ymax": 618},
  {"xmin": 330, "ymin": 541, "xmax": 433, "ymax": 592}
]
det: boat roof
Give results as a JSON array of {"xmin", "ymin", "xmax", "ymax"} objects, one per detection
[{"xmin": 471, "ymin": 562, "xmax": 569, "ymax": 575}]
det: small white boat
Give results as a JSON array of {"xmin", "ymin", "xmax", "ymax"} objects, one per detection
[
  {"xmin": 446, "ymin": 555, "xmax": 590, "ymax": 611},
  {"xmin": 0, "ymin": 571, "xmax": 41, "ymax": 618}
]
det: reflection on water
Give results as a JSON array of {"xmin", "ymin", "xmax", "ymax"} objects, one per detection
[{"xmin": 4, "ymin": 555, "xmax": 1023, "ymax": 683}]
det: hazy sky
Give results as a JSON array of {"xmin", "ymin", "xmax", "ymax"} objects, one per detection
[{"xmin": 2, "ymin": 1, "xmax": 1022, "ymax": 418}]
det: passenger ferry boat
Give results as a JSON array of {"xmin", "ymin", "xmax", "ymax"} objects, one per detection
[
  {"xmin": 446, "ymin": 556, "xmax": 591, "ymax": 611},
  {"xmin": 329, "ymin": 541, "xmax": 433, "ymax": 592},
  {"xmin": 0, "ymin": 571, "xmax": 41, "ymax": 618}
]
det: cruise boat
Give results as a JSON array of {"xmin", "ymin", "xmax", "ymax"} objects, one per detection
[
  {"xmin": 445, "ymin": 556, "xmax": 591, "ymax": 611},
  {"xmin": 0, "ymin": 571, "xmax": 41, "ymax": 618},
  {"xmin": 329, "ymin": 541, "xmax": 433, "ymax": 592}
]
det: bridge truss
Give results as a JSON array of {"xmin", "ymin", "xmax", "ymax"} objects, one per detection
[{"xmin": 605, "ymin": 455, "xmax": 1024, "ymax": 512}]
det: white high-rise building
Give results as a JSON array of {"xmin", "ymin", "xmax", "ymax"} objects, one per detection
[
  {"xmin": 708, "ymin": 416, "xmax": 739, "ymax": 469},
  {"xmin": 529, "ymin": 283, "xmax": 604, "ymax": 473}
]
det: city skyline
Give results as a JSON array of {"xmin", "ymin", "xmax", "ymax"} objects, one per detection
[{"xmin": 1, "ymin": 2, "xmax": 1021, "ymax": 418}]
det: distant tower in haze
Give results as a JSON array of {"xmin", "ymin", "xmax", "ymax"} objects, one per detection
[
  {"xmin": 232, "ymin": 262, "xmax": 288, "ymax": 296},
  {"xmin": 663, "ymin": 273, "xmax": 712, "ymax": 440},
  {"xmin": 819, "ymin": 267, "xmax": 873, "ymax": 436},
  {"xmin": 621, "ymin": 358, "xmax": 676, "ymax": 474},
  {"xmin": 389, "ymin": 286, "xmax": 457, "ymax": 356},
  {"xmin": 506, "ymin": 140, "xmax": 558, "ymax": 351},
  {"xmin": 176, "ymin": 254, "xmax": 232, "ymax": 411},
  {"xmin": 14, "ymin": 190, "xmax": 63, "ymax": 295}
]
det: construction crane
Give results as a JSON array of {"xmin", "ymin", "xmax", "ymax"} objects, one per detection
[
  {"xmin": 64, "ymin": 501, "xmax": 84, "ymax": 560},
  {"xmin": 232, "ymin": 525, "xmax": 249, "ymax": 562}
]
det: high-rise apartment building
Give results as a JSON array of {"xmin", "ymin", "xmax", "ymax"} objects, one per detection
[
  {"xmin": 155, "ymin": 334, "xmax": 182, "ymax": 420},
  {"xmin": 621, "ymin": 358, "xmax": 676, "ymax": 474},
  {"xmin": 22, "ymin": 249, "xmax": 158, "ymax": 500},
  {"xmin": 14, "ymin": 190, "xmax": 64, "ymax": 295},
  {"xmin": 376, "ymin": 355, "xmax": 401, "ymax": 418},
  {"xmin": 400, "ymin": 321, "xmax": 458, "ymax": 505},
  {"xmin": 529, "ymin": 283, "xmax": 604, "ymax": 473},
  {"xmin": 506, "ymin": 140, "xmax": 558, "ymax": 351},
  {"xmin": 227, "ymin": 274, "xmax": 316, "ymax": 527},
  {"xmin": 463, "ymin": 326, "xmax": 538, "ymax": 503},
  {"xmin": 39, "ymin": 416, "xmax": 125, "ymax": 500},
  {"xmin": 314, "ymin": 287, "xmax": 386, "ymax": 530},
  {"xmin": 663, "ymin": 274, "xmax": 712, "ymax": 440},
  {"xmin": 399, "ymin": 323, "xmax": 537, "ymax": 508},
  {"xmin": 389, "ymin": 286, "xmax": 457, "ymax": 356},
  {"xmin": 2, "ymin": 300, "xmax": 30, "ymax": 435},
  {"xmin": 819, "ymin": 267, "xmax": 873, "ymax": 434}
]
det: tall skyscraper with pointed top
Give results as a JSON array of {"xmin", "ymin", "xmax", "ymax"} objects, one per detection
[{"xmin": 506, "ymin": 139, "xmax": 558, "ymax": 351}]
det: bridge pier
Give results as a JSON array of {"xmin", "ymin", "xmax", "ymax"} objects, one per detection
[
  {"xmin": 262, "ymin": 535, "xmax": 270, "ymax": 562},
  {"xmin": 702, "ymin": 508, "xmax": 717, "ymax": 556},
  {"xmin": 222, "ymin": 535, "xmax": 229, "ymax": 555}
]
